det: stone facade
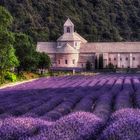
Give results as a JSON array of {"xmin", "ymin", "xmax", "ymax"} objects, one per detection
[{"xmin": 37, "ymin": 19, "xmax": 140, "ymax": 69}]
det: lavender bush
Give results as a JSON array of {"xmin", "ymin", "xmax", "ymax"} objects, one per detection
[
  {"xmin": 99, "ymin": 109, "xmax": 140, "ymax": 140},
  {"xmin": 35, "ymin": 112, "xmax": 103, "ymax": 140},
  {"xmin": 0, "ymin": 117, "xmax": 52, "ymax": 140}
]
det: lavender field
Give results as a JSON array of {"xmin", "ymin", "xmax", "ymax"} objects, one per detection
[{"xmin": 0, "ymin": 74, "xmax": 140, "ymax": 140}]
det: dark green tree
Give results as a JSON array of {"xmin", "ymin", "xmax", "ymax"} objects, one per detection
[
  {"xmin": 99, "ymin": 54, "xmax": 103, "ymax": 69},
  {"xmin": 0, "ymin": 0, "xmax": 139, "ymax": 42},
  {"xmin": 14, "ymin": 33, "xmax": 37, "ymax": 72},
  {"xmin": 95, "ymin": 56, "xmax": 98, "ymax": 69},
  {"xmin": 0, "ymin": 6, "xmax": 19, "ymax": 84},
  {"xmin": 0, "ymin": 6, "xmax": 13, "ymax": 29},
  {"xmin": 37, "ymin": 52, "xmax": 51, "ymax": 74},
  {"xmin": 108, "ymin": 63, "xmax": 114, "ymax": 69},
  {"xmin": 86, "ymin": 61, "xmax": 92, "ymax": 71}
]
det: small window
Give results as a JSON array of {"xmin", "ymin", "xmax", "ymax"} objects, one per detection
[
  {"xmin": 109, "ymin": 58, "xmax": 111, "ymax": 61},
  {"xmin": 57, "ymin": 42, "xmax": 62, "ymax": 48},
  {"xmin": 114, "ymin": 58, "xmax": 116, "ymax": 61},
  {"xmin": 126, "ymin": 57, "xmax": 128, "ymax": 61},
  {"xmin": 58, "ymin": 60, "xmax": 60, "ymax": 64},
  {"xmin": 67, "ymin": 27, "xmax": 70, "ymax": 33},
  {"xmin": 133, "ymin": 57, "xmax": 135, "ymax": 61},
  {"xmin": 58, "ymin": 42, "xmax": 61, "ymax": 46},
  {"xmin": 75, "ymin": 42, "xmax": 77, "ymax": 46},
  {"xmin": 65, "ymin": 60, "xmax": 68, "ymax": 64},
  {"xmin": 120, "ymin": 58, "xmax": 122, "ymax": 61},
  {"xmin": 73, "ymin": 59, "xmax": 75, "ymax": 64},
  {"xmin": 81, "ymin": 64, "xmax": 84, "ymax": 67}
]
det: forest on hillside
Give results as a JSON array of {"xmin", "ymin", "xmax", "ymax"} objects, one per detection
[{"xmin": 0, "ymin": 0, "xmax": 140, "ymax": 42}]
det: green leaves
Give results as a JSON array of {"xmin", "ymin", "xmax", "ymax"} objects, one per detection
[
  {"xmin": 0, "ymin": 6, "xmax": 13, "ymax": 29},
  {"xmin": 1, "ymin": 0, "xmax": 140, "ymax": 41},
  {"xmin": 0, "ymin": 6, "xmax": 18, "ymax": 84},
  {"xmin": 14, "ymin": 33, "xmax": 36, "ymax": 71},
  {"xmin": 37, "ymin": 52, "xmax": 51, "ymax": 70},
  {"xmin": 0, "ymin": 30, "xmax": 15, "ymax": 49}
]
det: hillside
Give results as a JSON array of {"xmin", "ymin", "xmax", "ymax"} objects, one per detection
[{"xmin": 0, "ymin": 0, "xmax": 140, "ymax": 42}]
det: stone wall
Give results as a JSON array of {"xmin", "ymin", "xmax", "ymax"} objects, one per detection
[
  {"xmin": 55, "ymin": 53, "xmax": 79, "ymax": 67},
  {"xmin": 48, "ymin": 52, "xmax": 140, "ymax": 69},
  {"xmin": 78, "ymin": 53, "xmax": 95, "ymax": 69},
  {"xmin": 103, "ymin": 53, "xmax": 140, "ymax": 68}
]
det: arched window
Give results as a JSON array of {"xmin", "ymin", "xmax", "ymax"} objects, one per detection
[
  {"xmin": 73, "ymin": 59, "xmax": 75, "ymax": 64},
  {"xmin": 65, "ymin": 60, "xmax": 68, "ymax": 64},
  {"xmin": 67, "ymin": 27, "xmax": 70, "ymax": 33}
]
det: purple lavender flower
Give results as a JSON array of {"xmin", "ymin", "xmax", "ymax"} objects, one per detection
[
  {"xmin": 0, "ymin": 117, "xmax": 52, "ymax": 140},
  {"xmin": 99, "ymin": 109, "xmax": 140, "ymax": 140},
  {"xmin": 42, "ymin": 112, "xmax": 103, "ymax": 140},
  {"xmin": 114, "ymin": 90, "xmax": 133, "ymax": 111},
  {"xmin": 1, "ymin": 75, "xmax": 140, "ymax": 139}
]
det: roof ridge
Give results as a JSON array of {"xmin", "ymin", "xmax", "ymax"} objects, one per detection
[
  {"xmin": 64, "ymin": 18, "xmax": 74, "ymax": 26},
  {"xmin": 74, "ymin": 32, "xmax": 87, "ymax": 43},
  {"xmin": 65, "ymin": 43, "xmax": 74, "ymax": 49}
]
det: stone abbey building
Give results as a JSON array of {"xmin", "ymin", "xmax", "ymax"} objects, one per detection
[{"xmin": 37, "ymin": 19, "xmax": 140, "ymax": 69}]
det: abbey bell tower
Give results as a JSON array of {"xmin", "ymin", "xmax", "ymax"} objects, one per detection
[{"xmin": 64, "ymin": 18, "xmax": 74, "ymax": 33}]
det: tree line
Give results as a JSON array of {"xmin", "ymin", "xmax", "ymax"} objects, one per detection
[
  {"xmin": 0, "ymin": 0, "xmax": 139, "ymax": 42},
  {"xmin": 0, "ymin": 6, "xmax": 51, "ymax": 84}
]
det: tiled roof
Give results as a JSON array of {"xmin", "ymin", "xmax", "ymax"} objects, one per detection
[
  {"xmin": 74, "ymin": 32, "xmax": 87, "ymax": 43},
  {"xmin": 56, "ymin": 43, "xmax": 79, "ymax": 54},
  {"xmin": 37, "ymin": 42, "xmax": 140, "ymax": 54},
  {"xmin": 57, "ymin": 33, "xmax": 80, "ymax": 41},
  {"xmin": 80, "ymin": 42, "xmax": 140, "ymax": 53},
  {"xmin": 36, "ymin": 42, "xmax": 57, "ymax": 53},
  {"xmin": 37, "ymin": 42, "xmax": 79, "ymax": 54},
  {"xmin": 64, "ymin": 18, "xmax": 74, "ymax": 27},
  {"xmin": 57, "ymin": 32, "xmax": 87, "ymax": 43}
]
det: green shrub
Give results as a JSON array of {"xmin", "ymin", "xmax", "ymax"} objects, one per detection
[
  {"xmin": 5, "ymin": 72, "xmax": 17, "ymax": 82},
  {"xmin": 86, "ymin": 61, "xmax": 92, "ymax": 71},
  {"xmin": 108, "ymin": 63, "xmax": 114, "ymax": 69}
]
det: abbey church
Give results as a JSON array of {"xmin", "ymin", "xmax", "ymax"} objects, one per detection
[{"xmin": 37, "ymin": 18, "xmax": 140, "ymax": 69}]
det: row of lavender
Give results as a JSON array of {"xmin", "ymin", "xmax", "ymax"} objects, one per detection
[
  {"xmin": 0, "ymin": 74, "xmax": 140, "ymax": 139},
  {"xmin": 0, "ymin": 74, "xmax": 140, "ymax": 120},
  {"xmin": 0, "ymin": 109, "xmax": 139, "ymax": 140}
]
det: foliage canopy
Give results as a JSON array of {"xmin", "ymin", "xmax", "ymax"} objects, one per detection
[
  {"xmin": 0, "ymin": 6, "xmax": 19, "ymax": 83},
  {"xmin": 0, "ymin": 0, "xmax": 140, "ymax": 42}
]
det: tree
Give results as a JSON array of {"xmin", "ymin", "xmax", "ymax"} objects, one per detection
[
  {"xmin": 108, "ymin": 63, "xmax": 114, "ymax": 69},
  {"xmin": 14, "ymin": 33, "xmax": 37, "ymax": 72},
  {"xmin": 99, "ymin": 54, "xmax": 103, "ymax": 69},
  {"xmin": 0, "ymin": 6, "xmax": 13, "ymax": 29},
  {"xmin": 0, "ymin": 6, "xmax": 19, "ymax": 84},
  {"xmin": 86, "ymin": 61, "xmax": 92, "ymax": 71},
  {"xmin": 1, "ymin": 0, "xmax": 140, "ymax": 42},
  {"xmin": 37, "ymin": 52, "xmax": 51, "ymax": 74},
  {"xmin": 95, "ymin": 56, "xmax": 98, "ymax": 69}
]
